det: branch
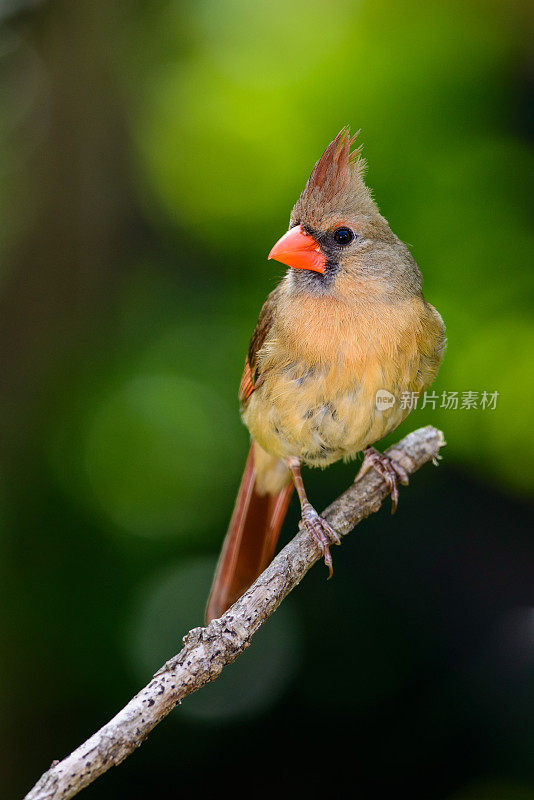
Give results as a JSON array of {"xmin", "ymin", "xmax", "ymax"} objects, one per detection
[{"xmin": 25, "ymin": 425, "xmax": 445, "ymax": 800}]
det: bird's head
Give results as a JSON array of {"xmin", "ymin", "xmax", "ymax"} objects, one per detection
[{"xmin": 268, "ymin": 127, "xmax": 422, "ymax": 299}]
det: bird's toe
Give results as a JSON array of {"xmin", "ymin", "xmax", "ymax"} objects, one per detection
[{"xmin": 299, "ymin": 504, "xmax": 340, "ymax": 578}]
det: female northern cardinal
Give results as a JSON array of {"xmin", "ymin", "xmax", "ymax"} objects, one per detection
[{"xmin": 206, "ymin": 127, "xmax": 445, "ymax": 622}]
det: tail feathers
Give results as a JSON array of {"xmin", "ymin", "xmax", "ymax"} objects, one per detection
[{"xmin": 205, "ymin": 444, "xmax": 293, "ymax": 623}]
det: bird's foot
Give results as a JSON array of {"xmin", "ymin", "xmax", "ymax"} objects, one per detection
[
  {"xmin": 354, "ymin": 447, "xmax": 409, "ymax": 514},
  {"xmin": 299, "ymin": 503, "xmax": 341, "ymax": 578}
]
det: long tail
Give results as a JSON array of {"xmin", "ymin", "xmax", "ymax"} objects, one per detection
[{"xmin": 205, "ymin": 442, "xmax": 293, "ymax": 623}]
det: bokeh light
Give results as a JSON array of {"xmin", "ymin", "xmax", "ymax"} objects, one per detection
[
  {"xmin": 127, "ymin": 557, "xmax": 301, "ymax": 721},
  {"xmin": 83, "ymin": 373, "xmax": 231, "ymax": 538}
]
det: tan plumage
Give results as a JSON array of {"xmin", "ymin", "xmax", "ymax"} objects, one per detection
[{"xmin": 206, "ymin": 127, "xmax": 445, "ymax": 622}]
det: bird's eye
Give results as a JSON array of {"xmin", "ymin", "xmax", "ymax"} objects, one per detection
[{"xmin": 333, "ymin": 227, "xmax": 355, "ymax": 246}]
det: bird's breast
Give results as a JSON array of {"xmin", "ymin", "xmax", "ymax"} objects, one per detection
[
  {"xmin": 242, "ymin": 354, "xmax": 406, "ymax": 467},
  {"xmin": 241, "ymin": 293, "xmax": 443, "ymax": 467}
]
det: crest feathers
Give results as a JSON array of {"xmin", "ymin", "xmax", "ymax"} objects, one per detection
[
  {"xmin": 292, "ymin": 126, "xmax": 376, "ymax": 223},
  {"xmin": 308, "ymin": 126, "xmax": 363, "ymax": 201}
]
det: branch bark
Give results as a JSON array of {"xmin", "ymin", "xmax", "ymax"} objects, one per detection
[{"xmin": 25, "ymin": 425, "xmax": 445, "ymax": 800}]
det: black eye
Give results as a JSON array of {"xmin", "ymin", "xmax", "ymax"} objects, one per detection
[{"xmin": 333, "ymin": 227, "xmax": 355, "ymax": 246}]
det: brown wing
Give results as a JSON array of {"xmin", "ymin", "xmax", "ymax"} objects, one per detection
[
  {"xmin": 238, "ymin": 358, "xmax": 255, "ymax": 404},
  {"xmin": 207, "ymin": 286, "xmax": 291, "ymax": 623},
  {"xmin": 238, "ymin": 286, "xmax": 280, "ymax": 406}
]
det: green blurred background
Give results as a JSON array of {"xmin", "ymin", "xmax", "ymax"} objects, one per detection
[{"xmin": 1, "ymin": 0, "xmax": 533, "ymax": 797}]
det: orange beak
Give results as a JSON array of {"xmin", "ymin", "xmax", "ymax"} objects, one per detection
[{"xmin": 268, "ymin": 225, "xmax": 327, "ymax": 274}]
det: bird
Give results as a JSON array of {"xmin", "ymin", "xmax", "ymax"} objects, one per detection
[{"xmin": 205, "ymin": 127, "xmax": 445, "ymax": 623}]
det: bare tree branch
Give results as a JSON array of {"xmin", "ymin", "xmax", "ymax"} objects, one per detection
[{"xmin": 24, "ymin": 425, "xmax": 445, "ymax": 800}]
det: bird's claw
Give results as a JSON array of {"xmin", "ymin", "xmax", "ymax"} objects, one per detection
[
  {"xmin": 299, "ymin": 503, "xmax": 340, "ymax": 578},
  {"xmin": 354, "ymin": 447, "xmax": 409, "ymax": 514}
]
